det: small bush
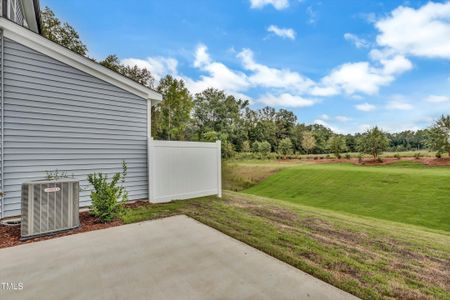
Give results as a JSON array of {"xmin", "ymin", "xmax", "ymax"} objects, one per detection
[
  {"xmin": 376, "ymin": 157, "xmax": 383, "ymax": 163},
  {"xmin": 336, "ymin": 153, "xmax": 342, "ymax": 159},
  {"xmin": 241, "ymin": 140, "xmax": 251, "ymax": 153},
  {"xmin": 258, "ymin": 141, "xmax": 272, "ymax": 159},
  {"xmin": 326, "ymin": 154, "xmax": 331, "ymax": 159},
  {"xmin": 345, "ymin": 154, "xmax": 351, "ymax": 159},
  {"xmin": 222, "ymin": 141, "xmax": 235, "ymax": 159},
  {"xmin": 414, "ymin": 152, "xmax": 422, "ymax": 159},
  {"xmin": 435, "ymin": 152, "xmax": 442, "ymax": 159},
  {"xmin": 46, "ymin": 169, "xmax": 70, "ymax": 180},
  {"xmin": 88, "ymin": 161, "xmax": 128, "ymax": 223},
  {"xmin": 278, "ymin": 138, "xmax": 293, "ymax": 158},
  {"xmin": 394, "ymin": 153, "xmax": 401, "ymax": 160}
]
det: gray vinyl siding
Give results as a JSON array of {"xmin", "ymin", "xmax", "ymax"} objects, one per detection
[{"xmin": 1, "ymin": 38, "xmax": 149, "ymax": 218}]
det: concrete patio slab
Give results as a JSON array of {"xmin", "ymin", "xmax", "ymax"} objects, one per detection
[{"xmin": 0, "ymin": 215, "xmax": 358, "ymax": 300}]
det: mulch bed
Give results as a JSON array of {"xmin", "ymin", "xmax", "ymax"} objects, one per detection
[{"xmin": 0, "ymin": 201, "xmax": 151, "ymax": 250}]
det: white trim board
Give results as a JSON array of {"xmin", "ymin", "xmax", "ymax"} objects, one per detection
[{"xmin": 0, "ymin": 18, "xmax": 162, "ymax": 102}]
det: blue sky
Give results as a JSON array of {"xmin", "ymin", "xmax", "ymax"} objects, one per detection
[{"xmin": 41, "ymin": 0, "xmax": 450, "ymax": 133}]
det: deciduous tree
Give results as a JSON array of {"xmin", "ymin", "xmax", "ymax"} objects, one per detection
[
  {"xmin": 99, "ymin": 55, "xmax": 155, "ymax": 88},
  {"xmin": 428, "ymin": 115, "xmax": 450, "ymax": 157},
  {"xmin": 278, "ymin": 138, "xmax": 293, "ymax": 158},
  {"xmin": 301, "ymin": 131, "xmax": 316, "ymax": 154},
  {"xmin": 41, "ymin": 7, "xmax": 88, "ymax": 56},
  {"xmin": 327, "ymin": 135, "xmax": 348, "ymax": 158},
  {"xmin": 357, "ymin": 127, "xmax": 389, "ymax": 159},
  {"xmin": 153, "ymin": 75, "xmax": 193, "ymax": 140}
]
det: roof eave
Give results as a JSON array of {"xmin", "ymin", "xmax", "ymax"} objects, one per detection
[{"xmin": 0, "ymin": 18, "xmax": 162, "ymax": 102}]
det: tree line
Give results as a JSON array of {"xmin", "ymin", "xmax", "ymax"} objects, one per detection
[{"xmin": 41, "ymin": 7, "xmax": 450, "ymax": 159}]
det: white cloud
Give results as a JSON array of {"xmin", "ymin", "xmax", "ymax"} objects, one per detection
[
  {"xmin": 379, "ymin": 55, "xmax": 413, "ymax": 75},
  {"xmin": 375, "ymin": 1, "xmax": 450, "ymax": 59},
  {"xmin": 193, "ymin": 44, "xmax": 212, "ymax": 68},
  {"xmin": 318, "ymin": 114, "xmax": 350, "ymax": 123},
  {"xmin": 186, "ymin": 45, "xmax": 250, "ymax": 95},
  {"xmin": 425, "ymin": 95, "xmax": 450, "ymax": 103},
  {"xmin": 121, "ymin": 57, "xmax": 178, "ymax": 82},
  {"xmin": 336, "ymin": 115, "xmax": 351, "ymax": 122},
  {"xmin": 238, "ymin": 48, "xmax": 314, "ymax": 92},
  {"xmin": 267, "ymin": 25, "xmax": 296, "ymax": 40},
  {"xmin": 314, "ymin": 119, "xmax": 331, "ymax": 127},
  {"xmin": 249, "ymin": 0, "xmax": 289, "ymax": 10},
  {"xmin": 312, "ymin": 54, "xmax": 412, "ymax": 96},
  {"xmin": 258, "ymin": 93, "xmax": 317, "ymax": 107},
  {"xmin": 313, "ymin": 119, "xmax": 343, "ymax": 133},
  {"xmin": 319, "ymin": 62, "xmax": 391, "ymax": 95},
  {"xmin": 355, "ymin": 103, "xmax": 376, "ymax": 112},
  {"xmin": 386, "ymin": 100, "xmax": 413, "ymax": 110},
  {"xmin": 344, "ymin": 33, "xmax": 369, "ymax": 49}
]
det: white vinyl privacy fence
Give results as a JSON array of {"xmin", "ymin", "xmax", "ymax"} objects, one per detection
[{"xmin": 148, "ymin": 139, "xmax": 222, "ymax": 203}]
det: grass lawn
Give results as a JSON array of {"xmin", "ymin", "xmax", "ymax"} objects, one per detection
[
  {"xmin": 120, "ymin": 192, "xmax": 450, "ymax": 300},
  {"xmin": 244, "ymin": 161, "xmax": 450, "ymax": 232},
  {"xmin": 120, "ymin": 159, "xmax": 450, "ymax": 299}
]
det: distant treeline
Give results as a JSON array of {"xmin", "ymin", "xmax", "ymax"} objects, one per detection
[{"xmin": 150, "ymin": 80, "xmax": 436, "ymax": 157}]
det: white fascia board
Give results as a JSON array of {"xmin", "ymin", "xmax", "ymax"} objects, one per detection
[{"xmin": 0, "ymin": 19, "xmax": 162, "ymax": 102}]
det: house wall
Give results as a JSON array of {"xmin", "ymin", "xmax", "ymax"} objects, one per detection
[{"xmin": 0, "ymin": 37, "xmax": 149, "ymax": 218}]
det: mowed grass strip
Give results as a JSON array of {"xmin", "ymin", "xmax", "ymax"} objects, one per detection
[
  {"xmin": 245, "ymin": 162, "xmax": 450, "ymax": 232},
  {"xmin": 120, "ymin": 193, "xmax": 450, "ymax": 300}
]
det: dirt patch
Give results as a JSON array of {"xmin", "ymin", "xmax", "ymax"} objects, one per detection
[
  {"xmin": 227, "ymin": 193, "xmax": 299, "ymax": 223},
  {"xmin": 249, "ymin": 206, "xmax": 299, "ymax": 223},
  {"xmin": 0, "ymin": 201, "xmax": 151, "ymax": 250},
  {"xmin": 301, "ymin": 217, "xmax": 369, "ymax": 244},
  {"xmin": 275, "ymin": 156, "xmax": 450, "ymax": 167},
  {"xmin": 425, "ymin": 158, "xmax": 450, "ymax": 166}
]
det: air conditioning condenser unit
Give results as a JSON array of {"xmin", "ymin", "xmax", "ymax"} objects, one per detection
[{"xmin": 21, "ymin": 178, "xmax": 80, "ymax": 239}]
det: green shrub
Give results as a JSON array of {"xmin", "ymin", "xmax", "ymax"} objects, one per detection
[
  {"xmin": 358, "ymin": 154, "xmax": 363, "ymax": 163},
  {"xmin": 222, "ymin": 141, "xmax": 235, "ymax": 159},
  {"xmin": 345, "ymin": 154, "xmax": 351, "ymax": 159},
  {"xmin": 252, "ymin": 141, "xmax": 260, "ymax": 154},
  {"xmin": 259, "ymin": 141, "xmax": 272, "ymax": 159},
  {"xmin": 241, "ymin": 140, "xmax": 251, "ymax": 153},
  {"xmin": 414, "ymin": 152, "xmax": 422, "ymax": 159},
  {"xmin": 394, "ymin": 153, "xmax": 401, "ymax": 160},
  {"xmin": 278, "ymin": 138, "xmax": 293, "ymax": 158},
  {"xmin": 435, "ymin": 152, "xmax": 442, "ymax": 159},
  {"xmin": 87, "ymin": 161, "xmax": 128, "ymax": 223}
]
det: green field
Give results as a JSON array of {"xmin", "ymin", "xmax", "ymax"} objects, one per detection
[{"xmin": 245, "ymin": 161, "xmax": 450, "ymax": 232}]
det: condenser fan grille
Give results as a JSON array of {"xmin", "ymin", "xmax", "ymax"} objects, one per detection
[{"xmin": 21, "ymin": 179, "xmax": 79, "ymax": 239}]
